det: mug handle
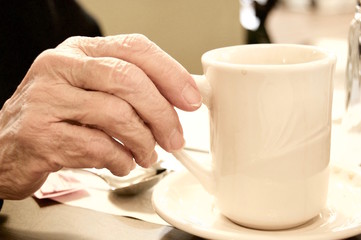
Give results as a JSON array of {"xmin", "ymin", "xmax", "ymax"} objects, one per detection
[{"xmin": 172, "ymin": 74, "xmax": 215, "ymax": 194}]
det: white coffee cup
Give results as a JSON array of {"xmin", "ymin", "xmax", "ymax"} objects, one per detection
[{"xmin": 173, "ymin": 44, "xmax": 336, "ymax": 230}]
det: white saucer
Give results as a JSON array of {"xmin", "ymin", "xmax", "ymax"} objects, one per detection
[{"xmin": 152, "ymin": 165, "xmax": 361, "ymax": 240}]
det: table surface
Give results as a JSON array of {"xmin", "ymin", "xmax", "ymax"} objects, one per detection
[
  {"xmin": 0, "ymin": 197, "xmax": 202, "ymax": 240},
  {"xmin": 1, "ymin": 188, "xmax": 361, "ymax": 240},
  {"xmin": 1, "ymin": 4, "xmax": 361, "ymax": 240}
]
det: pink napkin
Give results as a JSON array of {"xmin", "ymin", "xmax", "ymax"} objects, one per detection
[{"xmin": 34, "ymin": 171, "xmax": 84, "ymax": 199}]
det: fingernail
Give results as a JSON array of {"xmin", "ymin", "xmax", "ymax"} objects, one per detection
[
  {"xmin": 182, "ymin": 83, "xmax": 202, "ymax": 107},
  {"xmin": 169, "ymin": 128, "xmax": 185, "ymax": 151}
]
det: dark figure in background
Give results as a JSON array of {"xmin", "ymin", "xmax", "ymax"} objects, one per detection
[{"xmin": 0, "ymin": 0, "xmax": 102, "ymax": 106}]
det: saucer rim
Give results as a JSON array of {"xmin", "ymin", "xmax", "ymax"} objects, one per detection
[{"xmin": 152, "ymin": 165, "xmax": 361, "ymax": 240}]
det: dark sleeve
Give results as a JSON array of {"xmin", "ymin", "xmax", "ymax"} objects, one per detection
[
  {"xmin": 0, "ymin": 199, "xmax": 3, "ymax": 211},
  {"xmin": 0, "ymin": 0, "xmax": 102, "ymax": 107}
]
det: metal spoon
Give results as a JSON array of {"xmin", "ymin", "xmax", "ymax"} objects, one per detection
[
  {"xmin": 112, "ymin": 168, "xmax": 168, "ymax": 195},
  {"xmin": 84, "ymin": 148, "xmax": 205, "ymax": 195},
  {"xmin": 84, "ymin": 162, "xmax": 169, "ymax": 196}
]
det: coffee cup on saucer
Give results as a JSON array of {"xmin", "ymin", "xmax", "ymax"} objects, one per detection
[{"xmin": 173, "ymin": 44, "xmax": 336, "ymax": 230}]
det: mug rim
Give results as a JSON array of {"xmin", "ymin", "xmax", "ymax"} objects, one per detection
[{"xmin": 201, "ymin": 44, "xmax": 336, "ymax": 69}]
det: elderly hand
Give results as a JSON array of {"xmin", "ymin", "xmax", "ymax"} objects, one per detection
[{"xmin": 0, "ymin": 34, "xmax": 201, "ymax": 199}]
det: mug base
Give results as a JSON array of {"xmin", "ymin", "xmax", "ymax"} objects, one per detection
[{"xmin": 225, "ymin": 214, "xmax": 319, "ymax": 231}]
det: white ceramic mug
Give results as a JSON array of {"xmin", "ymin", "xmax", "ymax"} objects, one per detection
[{"xmin": 173, "ymin": 44, "xmax": 336, "ymax": 230}]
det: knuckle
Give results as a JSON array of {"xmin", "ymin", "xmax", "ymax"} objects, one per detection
[
  {"xmin": 132, "ymin": 139, "xmax": 156, "ymax": 166},
  {"xmin": 118, "ymin": 108, "xmax": 139, "ymax": 128},
  {"xmin": 24, "ymin": 82, "xmax": 48, "ymax": 104},
  {"xmin": 32, "ymin": 48, "xmax": 79, "ymax": 78},
  {"xmin": 32, "ymin": 49, "xmax": 57, "ymax": 70},
  {"xmin": 60, "ymin": 36, "xmax": 84, "ymax": 47},
  {"xmin": 150, "ymin": 103, "xmax": 179, "ymax": 133},
  {"xmin": 101, "ymin": 100, "xmax": 156, "ymax": 165},
  {"xmin": 121, "ymin": 33, "xmax": 157, "ymax": 55},
  {"xmin": 103, "ymin": 99, "xmax": 136, "ymax": 128},
  {"xmin": 105, "ymin": 60, "xmax": 147, "ymax": 96},
  {"xmin": 87, "ymin": 57, "xmax": 147, "ymax": 96},
  {"xmin": 139, "ymin": 137, "xmax": 156, "ymax": 155},
  {"xmin": 85, "ymin": 138, "xmax": 110, "ymax": 168},
  {"xmin": 106, "ymin": 147, "xmax": 135, "ymax": 176},
  {"xmin": 122, "ymin": 33, "xmax": 149, "ymax": 46}
]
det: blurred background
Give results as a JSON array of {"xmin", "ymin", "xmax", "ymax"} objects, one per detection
[
  {"xmin": 77, "ymin": 0, "xmax": 354, "ymax": 78},
  {"xmin": 77, "ymin": 0, "xmax": 243, "ymax": 74}
]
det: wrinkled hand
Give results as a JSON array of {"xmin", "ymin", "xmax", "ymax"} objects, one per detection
[{"xmin": 0, "ymin": 34, "xmax": 201, "ymax": 199}]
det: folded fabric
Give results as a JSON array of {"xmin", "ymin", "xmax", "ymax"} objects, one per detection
[{"xmin": 34, "ymin": 171, "xmax": 84, "ymax": 199}]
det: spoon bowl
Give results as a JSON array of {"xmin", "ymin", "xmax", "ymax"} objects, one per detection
[
  {"xmin": 112, "ymin": 168, "xmax": 168, "ymax": 195},
  {"xmin": 84, "ymin": 161, "xmax": 169, "ymax": 195}
]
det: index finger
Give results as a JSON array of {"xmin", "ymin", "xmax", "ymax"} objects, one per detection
[{"xmin": 60, "ymin": 34, "xmax": 202, "ymax": 111}]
